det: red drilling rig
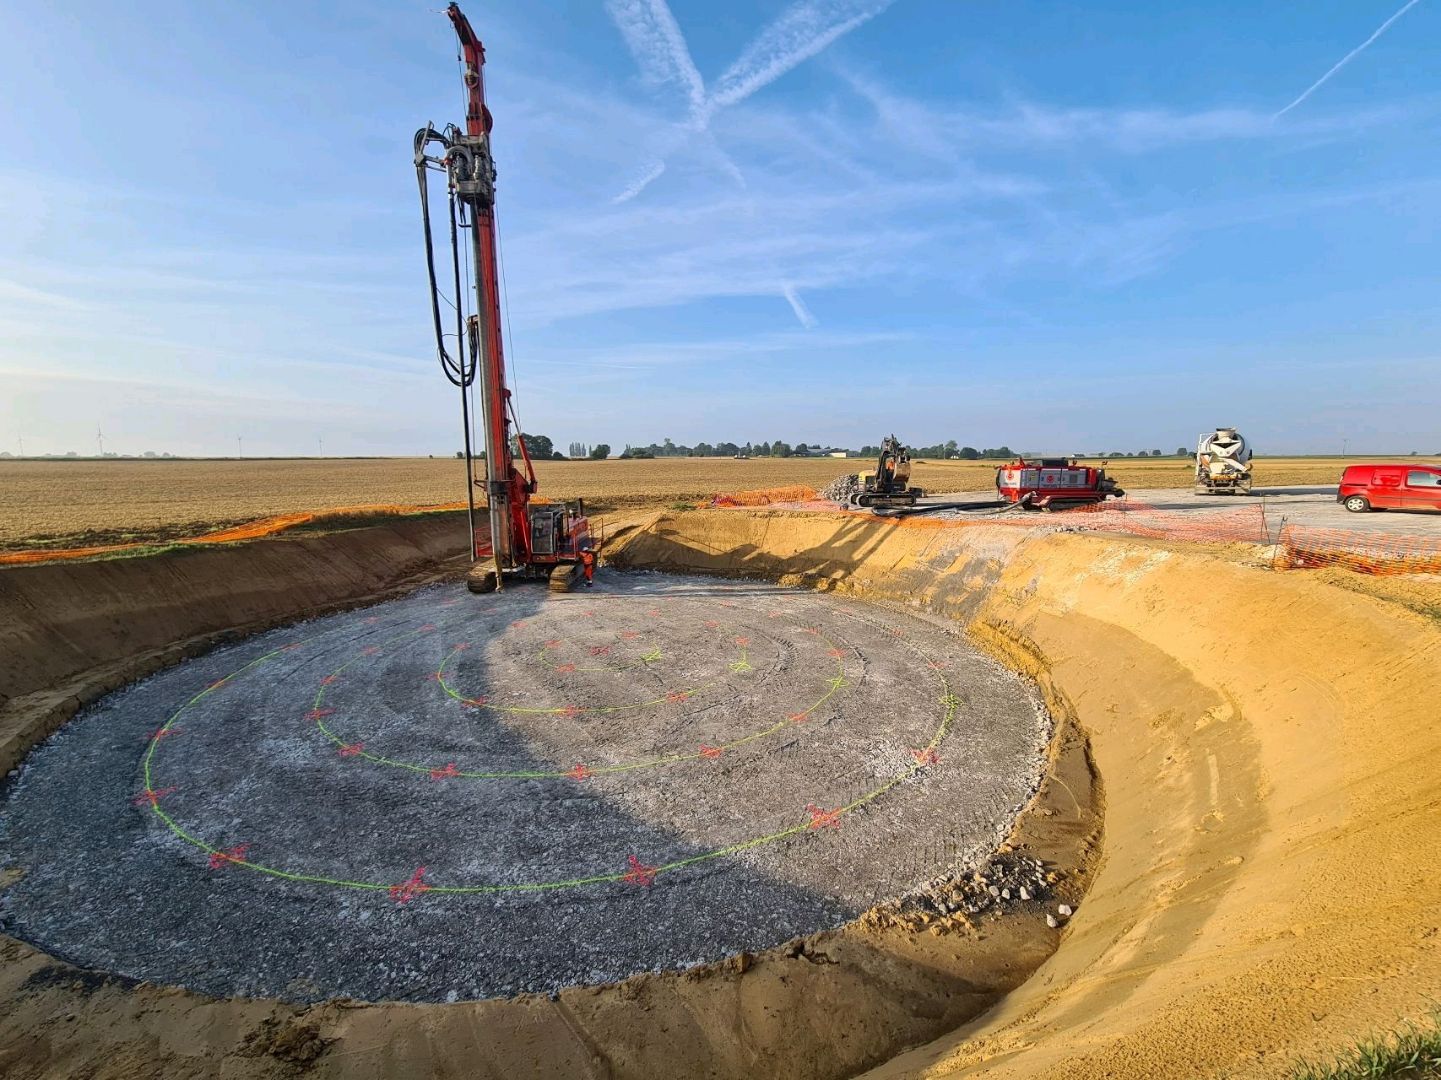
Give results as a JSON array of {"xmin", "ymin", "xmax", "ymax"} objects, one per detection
[{"xmin": 414, "ymin": 4, "xmax": 591, "ymax": 593}]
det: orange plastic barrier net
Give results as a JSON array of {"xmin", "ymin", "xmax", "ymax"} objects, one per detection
[
  {"xmin": 0, "ymin": 502, "xmax": 467, "ymax": 567},
  {"xmin": 708, "ymin": 486, "xmax": 818, "ymax": 508},
  {"xmin": 1273, "ymin": 523, "xmax": 1441, "ymax": 576}
]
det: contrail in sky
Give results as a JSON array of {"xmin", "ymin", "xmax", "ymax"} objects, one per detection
[
  {"xmin": 607, "ymin": 0, "xmax": 899, "ymax": 202},
  {"xmin": 1275, "ymin": 0, "xmax": 1424, "ymax": 118},
  {"xmin": 782, "ymin": 284, "xmax": 819, "ymax": 328}
]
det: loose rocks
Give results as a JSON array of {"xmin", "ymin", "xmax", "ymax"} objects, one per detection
[{"xmin": 820, "ymin": 474, "xmax": 862, "ymax": 504}]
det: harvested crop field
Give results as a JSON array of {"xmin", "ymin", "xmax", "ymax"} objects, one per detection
[{"xmin": 0, "ymin": 455, "xmax": 1400, "ymax": 551}]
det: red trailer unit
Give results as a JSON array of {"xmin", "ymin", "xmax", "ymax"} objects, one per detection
[{"xmin": 996, "ymin": 458, "xmax": 1124, "ymax": 511}]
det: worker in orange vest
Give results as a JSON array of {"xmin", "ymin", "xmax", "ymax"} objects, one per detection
[{"xmin": 579, "ymin": 545, "xmax": 596, "ymax": 587}]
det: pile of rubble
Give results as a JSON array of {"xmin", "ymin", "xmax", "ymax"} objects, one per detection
[
  {"xmin": 864, "ymin": 850, "xmax": 1073, "ymax": 935},
  {"xmin": 820, "ymin": 473, "xmax": 862, "ymax": 504}
]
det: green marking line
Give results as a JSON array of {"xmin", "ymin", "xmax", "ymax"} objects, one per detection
[{"xmin": 141, "ymin": 596, "xmax": 960, "ymax": 897}]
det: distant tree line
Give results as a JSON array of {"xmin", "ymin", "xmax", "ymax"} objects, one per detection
[{"xmin": 447, "ymin": 438, "xmax": 1206, "ymax": 462}]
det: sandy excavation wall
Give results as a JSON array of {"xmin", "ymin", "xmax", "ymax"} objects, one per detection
[
  {"xmin": 610, "ymin": 510, "xmax": 1441, "ymax": 1080},
  {"xmin": 0, "ymin": 514, "xmax": 470, "ymax": 775}
]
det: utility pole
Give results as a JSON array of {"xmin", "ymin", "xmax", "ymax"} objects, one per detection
[
  {"xmin": 237, "ymin": 435, "xmax": 243, "ymax": 459},
  {"xmin": 96, "ymin": 426, "xmax": 105, "ymax": 457},
  {"xmin": 1342, "ymin": 437, "xmax": 1348, "ymax": 458},
  {"xmin": 318, "ymin": 435, "xmax": 324, "ymax": 457},
  {"xmin": 17, "ymin": 435, "xmax": 23, "ymax": 458}
]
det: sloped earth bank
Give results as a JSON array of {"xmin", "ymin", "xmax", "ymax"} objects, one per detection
[
  {"xmin": 611, "ymin": 510, "xmax": 1441, "ymax": 1079},
  {"xmin": 0, "ymin": 509, "xmax": 1436, "ymax": 1079}
]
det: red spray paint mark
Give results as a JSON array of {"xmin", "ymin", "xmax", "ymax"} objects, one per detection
[
  {"xmin": 364, "ymin": 616, "xmax": 381, "ymax": 625},
  {"xmin": 699, "ymin": 744, "xmax": 723, "ymax": 759},
  {"xmin": 321, "ymin": 675, "xmax": 339, "ymax": 685},
  {"xmin": 568, "ymin": 763, "xmax": 592, "ymax": 781},
  {"xmin": 559, "ymin": 704, "xmax": 587, "ymax": 719},
  {"xmin": 646, "ymin": 608, "xmax": 662, "ymax": 617},
  {"xmin": 621, "ymin": 855, "xmax": 658, "ymax": 887},
  {"xmin": 589, "ymin": 645, "xmax": 612, "ymax": 657},
  {"xmin": 555, "ymin": 663, "xmax": 577, "ymax": 674},
  {"xmin": 889, "ymin": 628, "xmax": 905, "ymax": 637},
  {"xmin": 806, "ymin": 804, "xmax": 842, "ymax": 830},
  {"xmin": 926, "ymin": 660, "xmax": 947, "ymax": 670},
  {"xmin": 827, "ymin": 648, "xmax": 846, "ymax": 658},
  {"xmin": 911, "ymin": 747, "xmax": 940, "ymax": 766},
  {"xmin": 703, "ymin": 620, "xmax": 720, "ymax": 629},
  {"xmin": 461, "ymin": 696, "xmax": 488, "ymax": 708},
  {"xmin": 305, "ymin": 708, "xmax": 335, "ymax": 722},
  {"xmin": 207, "ymin": 678, "xmax": 228, "ymax": 691},
  {"xmin": 339, "ymin": 742, "xmax": 365, "ymax": 758},
  {"xmin": 802, "ymin": 627, "xmax": 820, "ymax": 635},
  {"xmin": 666, "ymin": 691, "xmax": 690, "ymax": 704},
  {"xmin": 208, "ymin": 844, "xmax": 249, "ymax": 869},
  {"xmin": 133, "ymin": 786, "xmax": 176, "ymax": 807},
  {"xmin": 419, "ymin": 623, "xmax": 438, "ymax": 632},
  {"xmin": 544, "ymin": 639, "xmax": 563, "ymax": 649},
  {"xmin": 146, "ymin": 726, "xmax": 181, "ymax": 741},
  {"xmin": 581, "ymin": 610, "xmax": 596, "ymax": 618},
  {"xmin": 282, "ymin": 643, "xmax": 304, "ymax": 652},
  {"xmin": 719, "ymin": 601, "xmax": 737, "ymax": 609},
  {"xmin": 734, "ymin": 636, "xmax": 750, "ymax": 646},
  {"xmin": 429, "ymin": 763, "xmax": 459, "ymax": 781},
  {"xmin": 619, "ymin": 630, "xmax": 640, "ymax": 640},
  {"xmin": 767, "ymin": 610, "xmax": 784, "ymax": 619},
  {"xmin": 788, "ymin": 712, "xmax": 808, "ymax": 724},
  {"xmin": 361, "ymin": 646, "xmax": 381, "ymax": 656},
  {"xmin": 389, "ymin": 866, "xmax": 430, "ymax": 904},
  {"xmin": 510, "ymin": 619, "xmax": 528, "ymax": 629},
  {"xmin": 453, "ymin": 642, "xmax": 472, "ymax": 651}
]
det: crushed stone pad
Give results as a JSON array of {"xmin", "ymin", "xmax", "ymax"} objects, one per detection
[{"xmin": 0, "ymin": 571, "xmax": 1048, "ymax": 1003}]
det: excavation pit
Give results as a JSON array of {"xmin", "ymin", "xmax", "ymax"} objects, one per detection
[{"xmin": 0, "ymin": 570, "xmax": 1048, "ymax": 1003}]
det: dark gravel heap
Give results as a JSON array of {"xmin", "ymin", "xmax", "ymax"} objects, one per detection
[{"xmin": 820, "ymin": 473, "xmax": 862, "ymax": 504}]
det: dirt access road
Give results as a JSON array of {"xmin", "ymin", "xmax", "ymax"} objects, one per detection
[{"xmin": 920, "ymin": 485, "xmax": 1441, "ymax": 538}]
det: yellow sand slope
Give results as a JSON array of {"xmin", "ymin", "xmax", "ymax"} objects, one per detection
[{"xmin": 613, "ymin": 511, "xmax": 1441, "ymax": 1079}]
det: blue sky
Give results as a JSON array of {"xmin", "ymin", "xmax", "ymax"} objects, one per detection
[{"xmin": 2, "ymin": 0, "xmax": 1438, "ymax": 457}]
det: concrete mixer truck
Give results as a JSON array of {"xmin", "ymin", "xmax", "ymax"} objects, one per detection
[{"xmin": 1194, "ymin": 427, "xmax": 1254, "ymax": 495}]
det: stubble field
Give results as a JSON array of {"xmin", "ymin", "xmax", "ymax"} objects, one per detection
[{"xmin": 0, "ymin": 455, "xmax": 1404, "ymax": 551}]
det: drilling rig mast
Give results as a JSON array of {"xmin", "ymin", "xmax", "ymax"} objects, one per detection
[{"xmin": 413, "ymin": 4, "xmax": 591, "ymax": 593}]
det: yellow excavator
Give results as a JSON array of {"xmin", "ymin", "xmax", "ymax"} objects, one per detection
[{"xmin": 850, "ymin": 435, "xmax": 924, "ymax": 508}]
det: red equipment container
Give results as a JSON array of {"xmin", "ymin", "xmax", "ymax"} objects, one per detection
[{"xmin": 995, "ymin": 458, "xmax": 1124, "ymax": 511}]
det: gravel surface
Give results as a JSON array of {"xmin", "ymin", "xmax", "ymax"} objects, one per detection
[{"xmin": 0, "ymin": 571, "xmax": 1048, "ymax": 1004}]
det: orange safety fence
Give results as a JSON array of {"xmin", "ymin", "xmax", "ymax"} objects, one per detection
[
  {"xmin": 0, "ymin": 502, "xmax": 468, "ymax": 567},
  {"xmin": 708, "ymin": 485, "xmax": 818, "ymax": 507},
  {"xmin": 1273, "ymin": 523, "xmax": 1441, "ymax": 576}
]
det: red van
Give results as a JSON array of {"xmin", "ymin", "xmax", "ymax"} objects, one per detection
[{"xmin": 1338, "ymin": 464, "xmax": 1441, "ymax": 513}]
